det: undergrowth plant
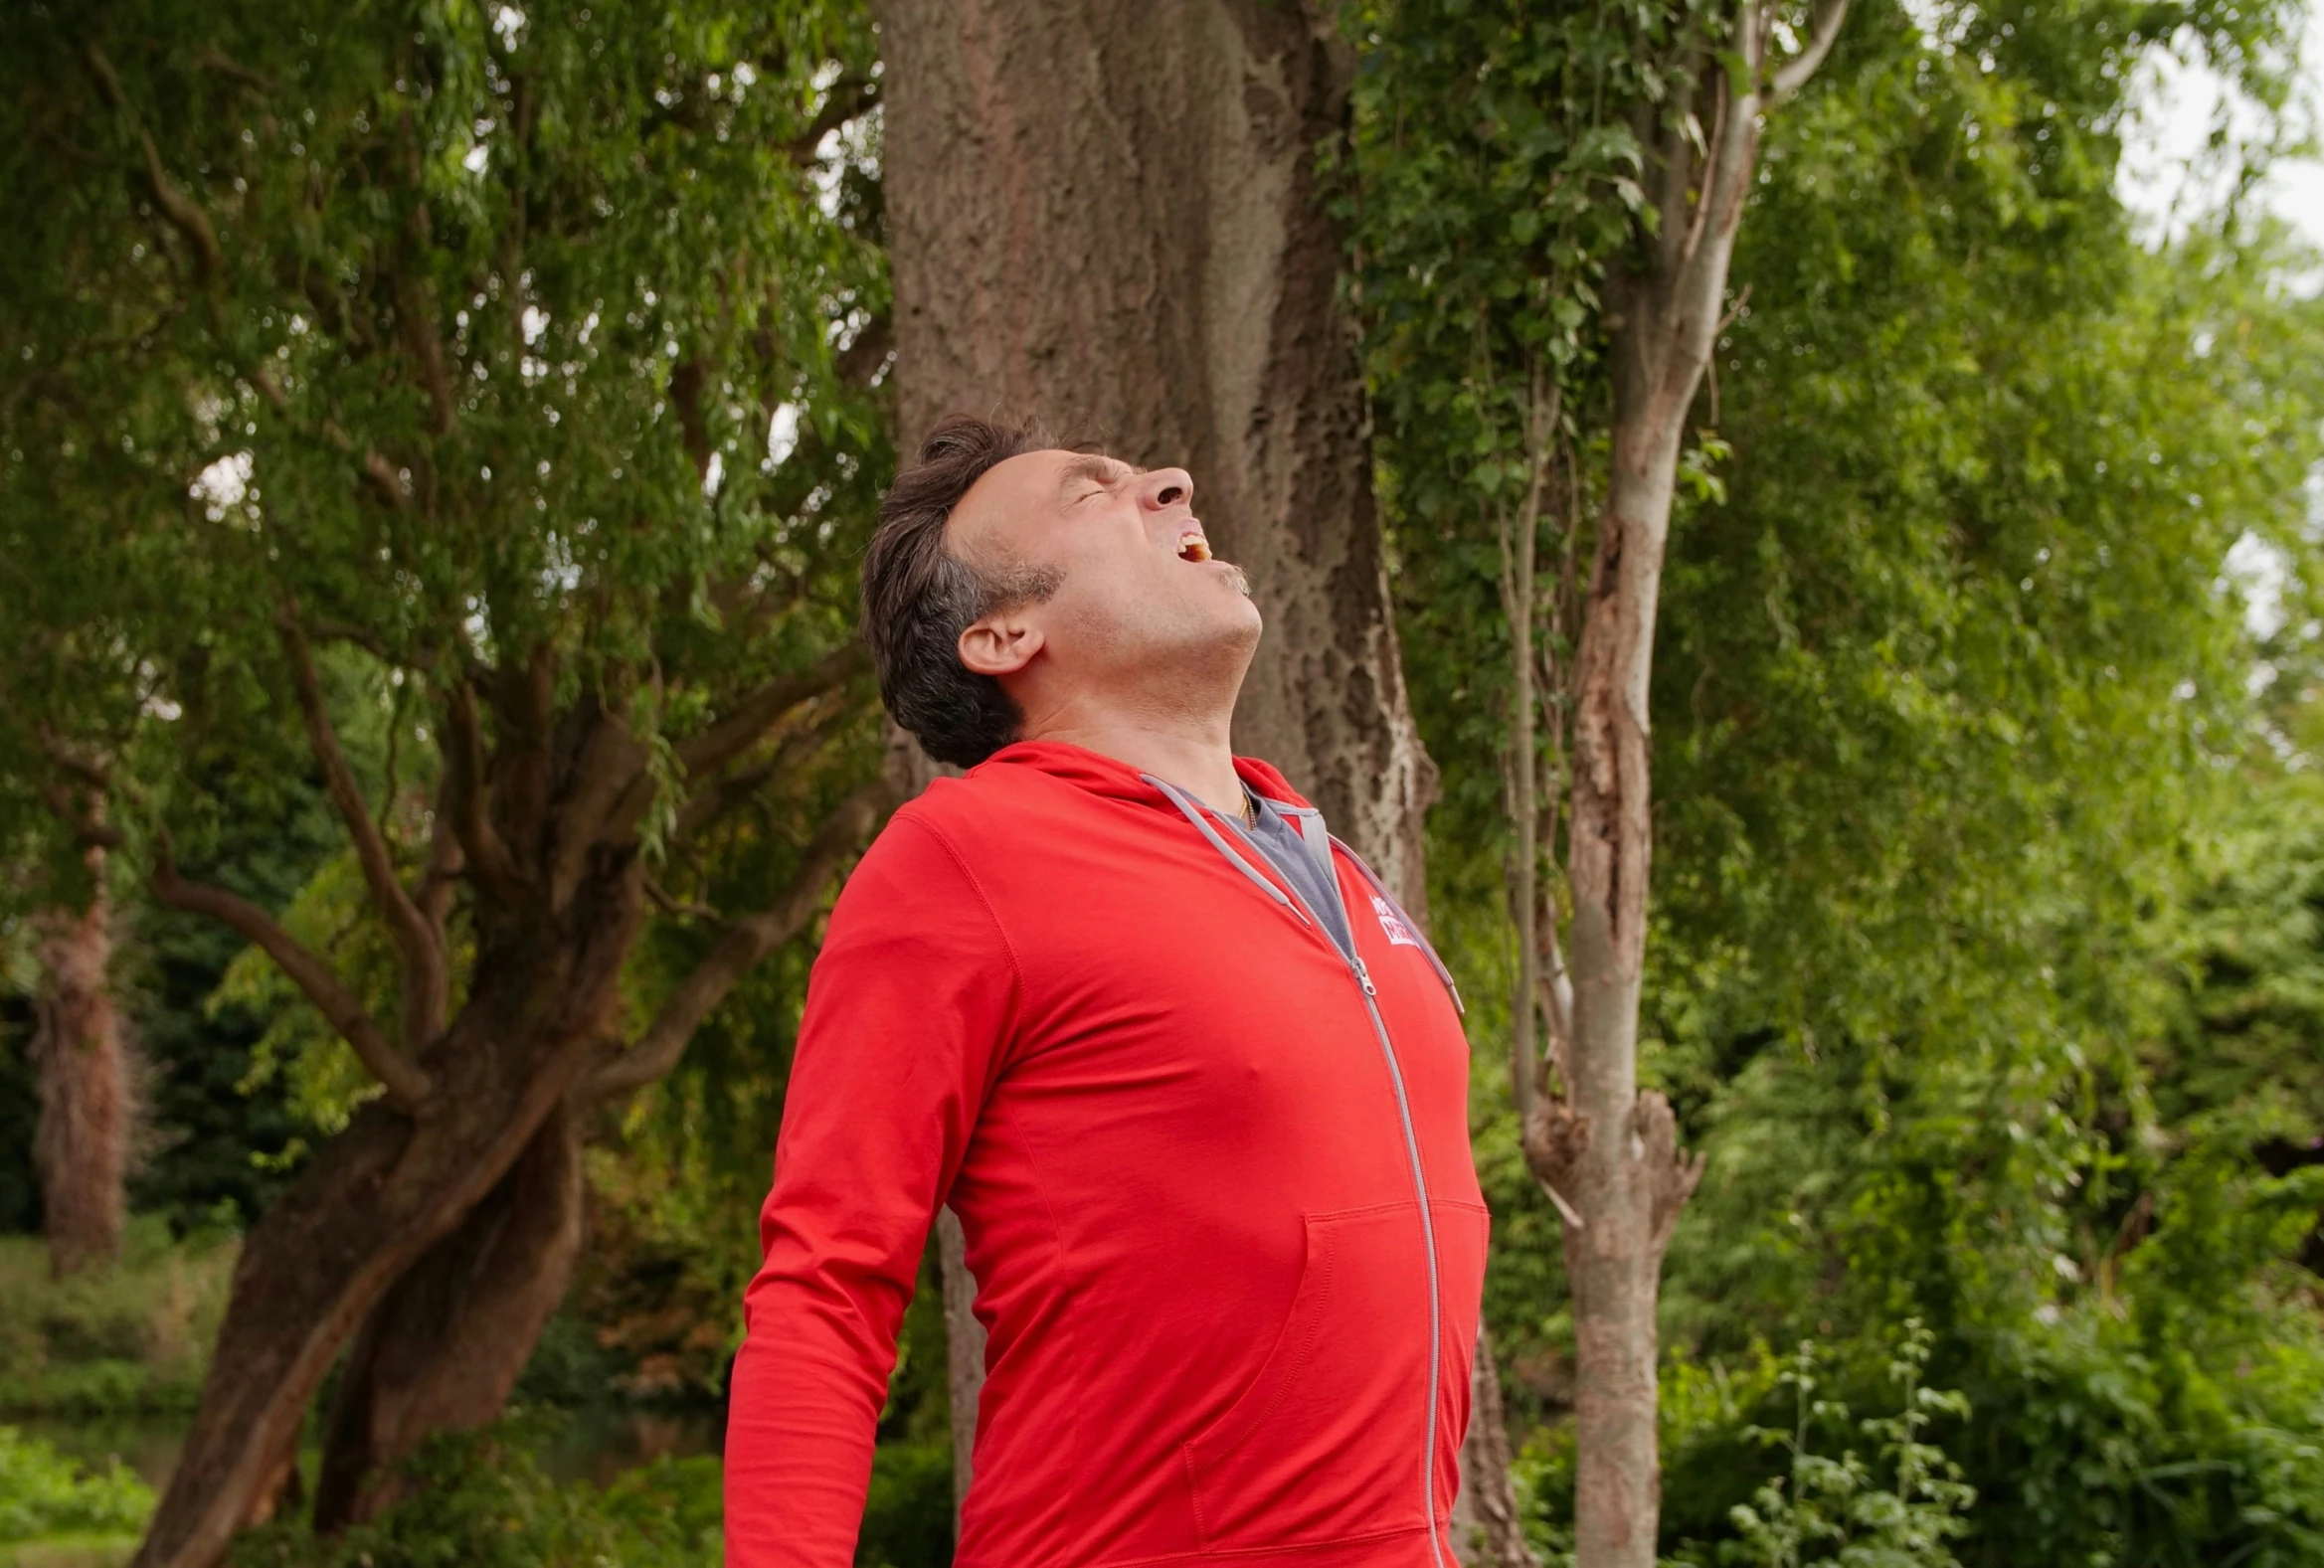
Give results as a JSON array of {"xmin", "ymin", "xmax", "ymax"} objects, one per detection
[
  {"xmin": 0, "ymin": 1425, "xmax": 154, "ymax": 1545},
  {"xmin": 1725, "ymin": 1320, "xmax": 1974, "ymax": 1568}
]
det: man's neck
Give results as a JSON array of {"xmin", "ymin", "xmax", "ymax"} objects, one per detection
[{"xmin": 1023, "ymin": 710, "xmax": 1247, "ymax": 823}]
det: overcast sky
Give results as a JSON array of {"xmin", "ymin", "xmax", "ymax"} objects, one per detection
[
  {"xmin": 2109, "ymin": 3, "xmax": 2323, "ymax": 635},
  {"xmin": 2117, "ymin": 0, "xmax": 2323, "ymax": 255}
]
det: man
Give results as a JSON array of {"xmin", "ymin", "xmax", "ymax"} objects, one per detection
[{"xmin": 725, "ymin": 416, "xmax": 1487, "ymax": 1568}]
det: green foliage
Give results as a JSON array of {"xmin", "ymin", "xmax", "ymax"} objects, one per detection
[
  {"xmin": 1, "ymin": 0, "xmax": 889, "ymax": 1532},
  {"xmin": 123, "ymin": 756, "xmax": 343, "ymax": 1232},
  {"xmin": 214, "ymin": 846, "xmax": 421, "ymax": 1144},
  {"xmin": 0, "ymin": 1427, "xmax": 154, "ymax": 1546},
  {"xmin": 232, "ymin": 1424, "xmax": 721, "ymax": 1568},
  {"xmin": 857, "ymin": 1439, "xmax": 955, "ymax": 1568},
  {"xmin": 0, "ymin": 0, "xmax": 891, "ymax": 919},
  {"xmin": 0, "ymin": 1225, "xmax": 235, "ymax": 1418},
  {"xmin": 1355, "ymin": 0, "xmax": 2324, "ymax": 1565},
  {"xmin": 1720, "ymin": 1324, "xmax": 1974, "ymax": 1568}
]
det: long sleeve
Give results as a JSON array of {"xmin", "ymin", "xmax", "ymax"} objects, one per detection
[{"xmin": 724, "ymin": 812, "xmax": 1018, "ymax": 1567}]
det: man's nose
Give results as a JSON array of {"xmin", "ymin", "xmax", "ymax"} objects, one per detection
[{"xmin": 1138, "ymin": 467, "xmax": 1194, "ymax": 512}]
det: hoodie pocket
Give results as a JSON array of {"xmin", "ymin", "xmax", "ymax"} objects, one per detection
[{"xmin": 1183, "ymin": 1203, "xmax": 1433, "ymax": 1550}]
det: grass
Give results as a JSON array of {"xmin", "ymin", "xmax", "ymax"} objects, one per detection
[
  {"xmin": 0, "ymin": 1425, "xmax": 153, "ymax": 1564},
  {"xmin": 0, "ymin": 1537, "xmax": 142, "ymax": 1568}
]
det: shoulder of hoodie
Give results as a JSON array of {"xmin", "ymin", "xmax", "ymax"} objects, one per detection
[
  {"xmin": 877, "ymin": 760, "xmax": 1077, "ymax": 869},
  {"xmin": 835, "ymin": 767, "xmax": 1060, "ymax": 938}
]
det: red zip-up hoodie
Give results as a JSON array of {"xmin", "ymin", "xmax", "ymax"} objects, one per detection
[{"xmin": 725, "ymin": 741, "xmax": 1487, "ymax": 1568}]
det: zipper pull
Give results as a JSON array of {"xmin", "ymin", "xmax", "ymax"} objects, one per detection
[{"xmin": 1353, "ymin": 958, "xmax": 1377, "ymax": 997}]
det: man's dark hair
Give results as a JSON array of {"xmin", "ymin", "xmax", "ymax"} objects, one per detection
[{"xmin": 862, "ymin": 415, "xmax": 1063, "ymax": 768}]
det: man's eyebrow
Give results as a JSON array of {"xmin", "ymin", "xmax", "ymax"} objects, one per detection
[{"xmin": 1057, "ymin": 453, "xmax": 1142, "ymax": 495}]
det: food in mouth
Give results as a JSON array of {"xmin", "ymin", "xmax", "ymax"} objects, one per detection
[{"xmin": 1177, "ymin": 532, "xmax": 1212, "ymax": 563}]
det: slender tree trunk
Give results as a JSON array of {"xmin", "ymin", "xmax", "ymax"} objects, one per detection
[
  {"xmin": 30, "ymin": 848, "xmax": 132, "ymax": 1277},
  {"xmin": 872, "ymin": 0, "xmax": 1434, "ymax": 908},
  {"xmin": 1500, "ymin": 366, "xmax": 1556, "ymax": 1125},
  {"xmin": 1521, "ymin": 389, "xmax": 1689, "ymax": 1568},
  {"xmin": 313, "ymin": 1101, "xmax": 588, "ymax": 1529},
  {"xmin": 1520, "ymin": 8, "xmax": 1846, "ymax": 1561},
  {"xmin": 1459, "ymin": 1351, "xmax": 1539, "ymax": 1568},
  {"xmin": 1451, "ymin": 1322, "xmax": 1537, "ymax": 1568},
  {"xmin": 1523, "ymin": 230, "xmax": 1716, "ymax": 1568}
]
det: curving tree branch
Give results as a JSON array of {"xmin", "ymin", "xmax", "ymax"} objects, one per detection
[
  {"xmin": 149, "ymin": 847, "xmax": 434, "ymax": 1113},
  {"xmin": 436, "ymin": 673, "xmax": 526, "ymax": 906},
  {"xmin": 591, "ymin": 780, "xmax": 890, "ymax": 1096},
  {"xmin": 276, "ymin": 599, "xmax": 448, "ymax": 1051},
  {"xmin": 1771, "ymin": 0, "xmax": 1852, "ymax": 102},
  {"xmin": 673, "ymin": 693, "xmax": 855, "ymax": 843},
  {"xmin": 84, "ymin": 44, "xmax": 224, "ymax": 281},
  {"xmin": 674, "ymin": 640, "xmax": 870, "ymax": 780}
]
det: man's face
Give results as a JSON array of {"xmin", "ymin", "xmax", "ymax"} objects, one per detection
[{"xmin": 947, "ymin": 448, "xmax": 1263, "ymax": 704}]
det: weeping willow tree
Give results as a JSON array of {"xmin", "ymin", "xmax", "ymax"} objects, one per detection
[{"xmin": 0, "ymin": 2, "xmax": 893, "ymax": 1561}]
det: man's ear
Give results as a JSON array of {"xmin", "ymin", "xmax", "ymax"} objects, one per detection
[{"xmin": 960, "ymin": 610, "xmax": 1045, "ymax": 678}]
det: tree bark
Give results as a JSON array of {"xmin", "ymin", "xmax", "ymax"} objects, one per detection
[
  {"xmin": 312, "ymin": 1101, "xmax": 588, "ymax": 1530},
  {"xmin": 30, "ymin": 849, "xmax": 132, "ymax": 1277},
  {"xmin": 872, "ymin": 0, "xmax": 1434, "ymax": 908},
  {"xmin": 1451, "ymin": 1322, "xmax": 1538, "ymax": 1568},
  {"xmin": 935, "ymin": 1204, "xmax": 984, "ymax": 1525}
]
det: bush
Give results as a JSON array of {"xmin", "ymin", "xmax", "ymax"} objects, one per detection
[
  {"xmin": 0, "ymin": 1224, "xmax": 235, "ymax": 1418},
  {"xmin": 1721, "ymin": 1323, "xmax": 1974, "ymax": 1568},
  {"xmin": 857, "ymin": 1438, "xmax": 954, "ymax": 1568},
  {"xmin": 231, "ymin": 1423, "xmax": 721, "ymax": 1568},
  {"xmin": 0, "ymin": 1426, "xmax": 155, "ymax": 1545}
]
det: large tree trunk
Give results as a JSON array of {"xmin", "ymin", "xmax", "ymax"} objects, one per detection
[
  {"xmin": 30, "ymin": 852, "xmax": 132, "ymax": 1277},
  {"xmin": 130, "ymin": 886, "xmax": 643, "ymax": 1568},
  {"xmin": 873, "ymin": 0, "xmax": 1457, "ymax": 1511},
  {"xmin": 872, "ymin": 0, "xmax": 1434, "ymax": 907},
  {"xmin": 313, "ymin": 1101, "xmax": 589, "ymax": 1530},
  {"xmin": 883, "ymin": 729, "xmax": 986, "ymax": 1533},
  {"xmin": 935, "ymin": 1204, "xmax": 983, "ymax": 1524}
]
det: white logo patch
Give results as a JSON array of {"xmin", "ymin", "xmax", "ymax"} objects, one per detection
[{"xmin": 1371, "ymin": 895, "xmax": 1421, "ymax": 949}]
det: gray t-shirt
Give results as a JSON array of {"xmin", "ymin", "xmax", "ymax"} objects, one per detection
[{"xmin": 1238, "ymin": 792, "xmax": 1357, "ymax": 961}]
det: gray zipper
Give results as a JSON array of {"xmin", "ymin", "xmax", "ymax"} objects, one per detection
[
  {"xmin": 1350, "ymin": 955, "xmax": 1449, "ymax": 1567},
  {"xmin": 1144, "ymin": 777, "xmax": 1449, "ymax": 1565}
]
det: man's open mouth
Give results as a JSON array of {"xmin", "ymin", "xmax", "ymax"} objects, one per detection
[{"xmin": 1177, "ymin": 530, "xmax": 1212, "ymax": 563}]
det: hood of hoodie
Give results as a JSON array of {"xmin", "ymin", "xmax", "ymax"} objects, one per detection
[{"xmin": 972, "ymin": 739, "xmax": 1315, "ymax": 815}]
